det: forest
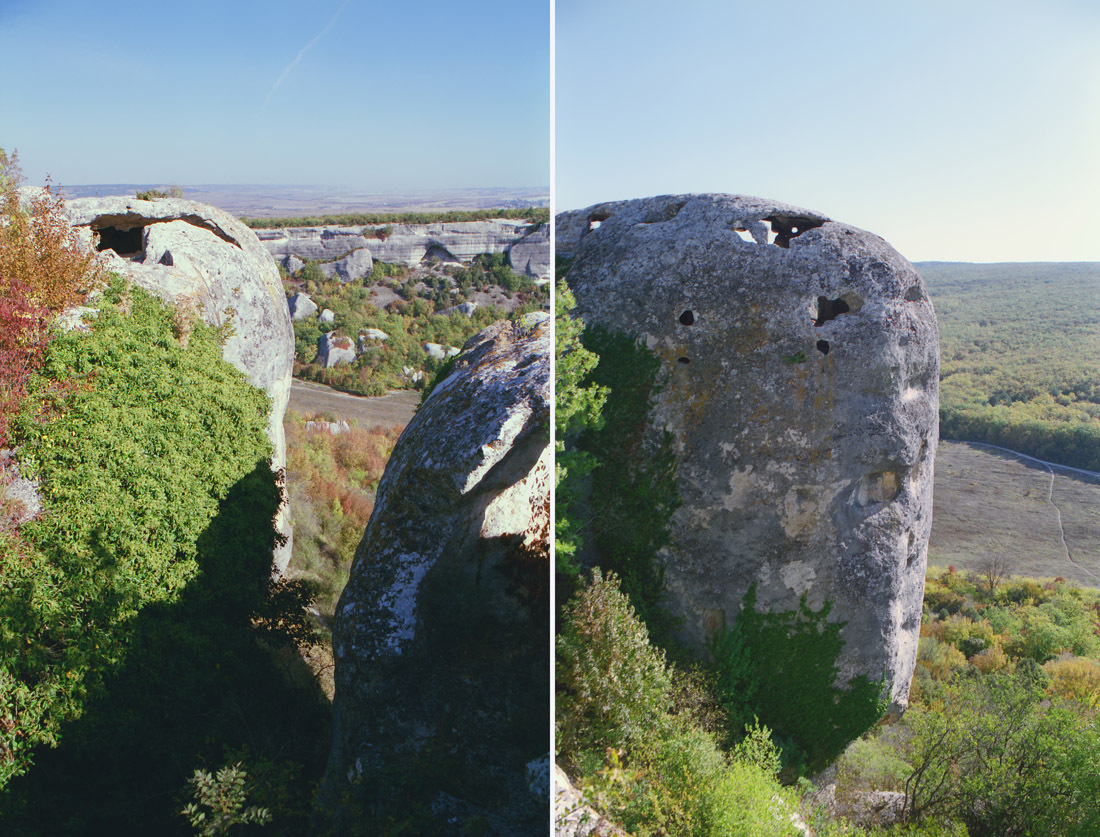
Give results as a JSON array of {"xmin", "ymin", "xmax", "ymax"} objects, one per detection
[{"xmin": 920, "ymin": 261, "xmax": 1100, "ymax": 469}]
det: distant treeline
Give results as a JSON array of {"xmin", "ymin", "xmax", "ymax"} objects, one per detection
[
  {"xmin": 921, "ymin": 261, "xmax": 1100, "ymax": 472},
  {"xmin": 240, "ymin": 206, "xmax": 548, "ymax": 229}
]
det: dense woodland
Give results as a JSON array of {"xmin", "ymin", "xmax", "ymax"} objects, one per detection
[
  {"xmin": 241, "ymin": 206, "xmax": 548, "ymax": 229},
  {"xmin": 920, "ymin": 261, "xmax": 1100, "ymax": 470}
]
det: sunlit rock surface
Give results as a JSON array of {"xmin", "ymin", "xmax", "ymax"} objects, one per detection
[{"xmin": 558, "ymin": 194, "xmax": 939, "ymax": 714}]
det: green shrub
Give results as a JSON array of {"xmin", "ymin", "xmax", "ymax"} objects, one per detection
[
  {"xmin": 711, "ymin": 585, "xmax": 888, "ymax": 774},
  {"xmin": 556, "ymin": 569, "xmax": 672, "ymax": 764}
]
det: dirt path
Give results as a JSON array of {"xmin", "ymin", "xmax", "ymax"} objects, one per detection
[{"xmin": 287, "ymin": 380, "xmax": 420, "ymax": 429}]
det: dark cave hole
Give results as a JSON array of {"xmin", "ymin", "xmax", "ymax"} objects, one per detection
[
  {"xmin": 814, "ymin": 296, "xmax": 851, "ymax": 326},
  {"xmin": 679, "ymin": 310, "xmax": 695, "ymax": 326},
  {"xmin": 816, "ymin": 340, "xmax": 830, "ymax": 356},
  {"xmin": 765, "ymin": 215, "xmax": 825, "ymax": 248},
  {"xmin": 95, "ymin": 225, "xmax": 144, "ymax": 257},
  {"xmin": 677, "ymin": 357, "xmax": 690, "ymax": 364}
]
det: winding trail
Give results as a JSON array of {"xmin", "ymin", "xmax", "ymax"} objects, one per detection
[
  {"xmin": 288, "ymin": 379, "xmax": 419, "ymax": 428},
  {"xmin": 962, "ymin": 440, "xmax": 1100, "ymax": 584}
]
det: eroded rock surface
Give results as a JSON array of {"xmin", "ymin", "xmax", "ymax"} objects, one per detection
[
  {"xmin": 258, "ymin": 219, "xmax": 548, "ymax": 277},
  {"xmin": 317, "ymin": 315, "xmax": 551, "ymax": 835},
  {"xmin": 66, "ymin": 196, "xmax": 296, "ymax": 571},
  {"xmin": 558, "ymin": 194, "xmax": 939, "ymax": 713}
]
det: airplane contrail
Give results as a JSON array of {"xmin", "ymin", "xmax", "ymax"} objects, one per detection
[{"xmin": 264, "ymin": 0, "xmax": 351, "ymax": 109}]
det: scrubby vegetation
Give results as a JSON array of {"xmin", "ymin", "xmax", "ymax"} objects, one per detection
[
  {"xmin": 286, "ymin": 254, "xmax": 547, "ymax": 396},
  {"xmin": 240, "ymin": 206, "xmax": 548, "ymax": 229},
  {"xmin": 280, "ymin": 412, "xmax": 401, "ymax": 695}
]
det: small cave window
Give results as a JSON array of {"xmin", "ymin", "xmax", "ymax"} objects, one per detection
[
  {"xmin": 765, "ymin": 215, "xmax": 825, "ymax": 248},
  {"xmin": 587, "ymin": 211, "xmax": 610, "ymax": 232},
  {"xmin": 679, "ymin": 309, "xmax": 695, "ymax": 326},
  {"xmin": 814, "ymin": 296, "xmax": 851, "ymax": 326},
  {"xmin": 95, "ymin": 225, "xmax": 144, "ymax": 257},
  {"xmin": 816, "ymin": 340, "xmax": 830, "ymax": 356},
  {"xmin": 677, "ymin": 357, "xmax": 690, "ymax": 364}
]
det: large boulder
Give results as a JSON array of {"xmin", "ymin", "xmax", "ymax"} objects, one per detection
[
  {"xmin": 319, "ymin": 247, "xmax": 373, "ymax": 282},
  {"xmin": 66, "ymin": 196, "xmax": 296, "ymax": 571},
  {"xmin": 288, "ymin": 292, "xmax": 318, "ymax": 321},
  {"xmin": 317, "ymin": 332, "xmax": 357, "ymax": 367},
  {"xmin": 317, "ymin": 316, "xmax": 551, "ymax": 835},
  {"xmin": 558, "ymin": 194, "xmax": 939, "ymax": 714}
]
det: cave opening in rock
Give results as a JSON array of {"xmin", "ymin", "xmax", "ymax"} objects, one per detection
[
  {"xmin": 814, "ymin": 296, "xmax": 851, "ymax": 326},
  {"xmin": 677, "ymin": 357, "xmax": 690, "ymax": 364},
  {"xmin": 679, "ymin": 309, "xmax": 695, "ymax": 326},
  {"xmin": 587, "ymin": 211, "xmax": 610, "ymax": 232},
  {"xmin": 816, "ymin": 340, "xmax": 830, "ymax": 356},
  {"xmin": 766, "ymin": 215, "xmax": 825, "ymax": 248},
  {"xmin": 95, "ymin": 225, "xmax": 144, "ymax": 257}
]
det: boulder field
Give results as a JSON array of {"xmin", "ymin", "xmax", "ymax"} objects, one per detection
[{"xmin": 558, "ymin": 194, "xmax": 939, "ymax": 715}]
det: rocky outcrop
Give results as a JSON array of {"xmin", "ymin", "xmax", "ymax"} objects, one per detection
[
  {"xmin": 66, "ymin": 196, "xmax": 296, "ymax": 571},
  {"xmin": 558, "ymin": 194, "xmax": 939, "ymax": 714},
  {"xmin": 554, "ymin": 765, "xmax": 628, "ymax": 837},
  {"xmin": 288, "ymin": 292, "xmax": 317, "ymax": 321},
  {"xmin": 317, "ymin": 332, "xmax": 356, "ymax": 367},
  {"xmin": 507, "ymin": 223, "xmax": 551, "ymax": 281},
  {"xmin": 258, "ymin": 219, "xmax": 542, "ymax": 274},
  {"xmin": 317, "ymin": 315, "xmax": 551, "ymax": 835}
]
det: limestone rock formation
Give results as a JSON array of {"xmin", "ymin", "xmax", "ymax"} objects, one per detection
[
  {"xmin": 554, "ymin": 765, "xmax": 629, "ymax": 837},
  {"xmin": 317, "ymin": 332, "xmax": 356, "ymax": 367},
  {"xmin": 557, "ymin": 194, "xmax": 939, "ymax": 714},
  {"xmin": 288, "ymin": 291, "xmax": 318, "ymax": 321},
  {"xmin": 507, "ymin": 223, "xmax": 551, "ymax": 281},
  {"xmin": 320, "ymin": 247, "xmax": 373, "ymax": 282},
  {"xmin": 317, "ymin": 316, "xmax": 551, "ymax": 835},
  {"xmin": 257, "ymin": 219, "xmax": 536, "ymax": 272},
  {"xmin": 66, "ymin": 196, "xmax": 296, "ymax": 571}
]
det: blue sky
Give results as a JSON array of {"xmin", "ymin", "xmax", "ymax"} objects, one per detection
[
  {"xmin": 0, "ymin": 0, "xmax": 549, "ymax": 191},
  {"xmin": 556, "ymin": 0, "xmax": 1100, "ymax": 262}
]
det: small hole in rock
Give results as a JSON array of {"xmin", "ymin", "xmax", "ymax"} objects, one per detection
[
  {"xmin": 814, "ymin": 296, "xmax": 851, "ymax": 326},
  {"xmin": 586, "ymin": 211, "xmax": 610, "ymax": 232},
  {"xmin": 679, "ymin": 310, "xmax": 695, "ymax": 326},
  {"xmin": 95, "ymin": 225, "xmax": 144, "ymax": 257},
  {"xmin": 904, "ymin": 285, "xmax": 925, "ymax": 302},
  {"xmin": 732, "ymin": 228, "xmax": 755, "ymax": 243},
  {"xmin": 816, "ymin": 340, "xmax": 830, "ymax": 356},
  {"xmin": 766, "ymin": 215, "xmax": 825, "ymax": 248},
  {"xmin": 677, "ymin": 357, "xmax": 690, "ymax": 364}
]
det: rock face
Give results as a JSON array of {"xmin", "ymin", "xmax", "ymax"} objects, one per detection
[
  {"xmin": 66, "ymin": 196, "xmax": 296, "ymax": 571},
  {"xmin": 507, "ymin": 223, "xmax": 551, "ymax": 280},
  {"xmin": 558, "ymin": 194, "xmax": 939, "ymax": 714},
  {"xmin": 258, "ymin": 219, "xmax": 545, "ymax": 275},
  {"xmin": 317, "ymin": 316, "xmax": 551, "ymax": 835}
]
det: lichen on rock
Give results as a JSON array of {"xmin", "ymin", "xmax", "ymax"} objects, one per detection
[{"xmin": 317, "ymin": 314, "xmax": 550, "ymax": 835}]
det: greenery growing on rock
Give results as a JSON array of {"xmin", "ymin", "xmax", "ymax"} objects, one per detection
[{"xmin": 0, "ymin": 279, "xmax": 327, "ymax": 833}]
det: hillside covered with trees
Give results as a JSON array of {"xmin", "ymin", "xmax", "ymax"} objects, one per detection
[{"xmin": 920, "ymin": 261, "xmax": 1100, "ymax": 470}]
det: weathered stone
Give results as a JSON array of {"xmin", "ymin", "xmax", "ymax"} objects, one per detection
[
  {"xmin": 288, "ymin": 292, "xmax": 318, "ymax": 321},
  {"xmin": 285, "ymin": 255, "xmax": 305, "ymax": 274},
  {"xmin": 358, "ymin": 328, "xmax": 389, "ymax": 353},
  {"xmin": 319, "ymin": 247, "xmax": 374, "ymax": 283},
  {"xmin": 317, "ymin": 332, "xmax": 356, "ymax": 368},
  {"xmin": 554, "ymin": 764, "xmax": 628, "ymax": 837},
  {"xmin": 507, "ymin": 223, "xmax": 551, "ymax": 280},
  {"xmin": 423, "ymin": 341, "xmax": 447, "ymax": 360},
  {"xmin": 256, "ymin": 219, "xmax": 532, "ymax": 267},
  {"xmin": 66, "ymin": 196, "xmax": 295, "ymax": 571},
  {"xmin": 319, "ymin": 308, "xmax": 335, "ymax": 324},
  {"xmin": 558, "ymin": 194, "xmax": 939, "ymax": 714},
  {"xmin": 440, "ymin": 300, "xmax": 480, "ymax": 318},
  {"xmin": 318, "ymin": 317, "xmax": 550, "ymax": 835}
]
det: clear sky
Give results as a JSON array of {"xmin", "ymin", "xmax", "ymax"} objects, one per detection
[
  {"xmin": 1, "ymin": 0, "xmax": 549, "ymax": 192},
  {"xmin": 556, "ymin": 0, "xmax": 1100, "ymax": 262}
]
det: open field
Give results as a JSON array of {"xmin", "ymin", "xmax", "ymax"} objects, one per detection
[
  {"xmin": 288, "ymin": 380, "xmax": 419, "ymax": 428},
  {"xmin": 929, "ymin": 440, "xmax": 1100, "ymax": 586}
]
